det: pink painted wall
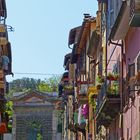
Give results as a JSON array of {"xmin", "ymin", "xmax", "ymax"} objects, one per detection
[
  {"xmin": 109, "ymin": 117, "xmax": 121, "ymax": 140},
  {"xmin": 125, "ymin": 28, "xmax": 140, "ymax": 67},
  {"xmin": 107, "ymin": 41, "xmax": 121, "ymax": 73},
  {"xmin": 123, "ymin": 28, "xmax": 140, "ymax": 140}
]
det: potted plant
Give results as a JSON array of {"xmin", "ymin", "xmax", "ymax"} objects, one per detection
[
  {"xmin": 107, "ymin": 72, "xmax": 119, "ymax": 81},
  {"xmin": 88, "ymin": 93, "xmax": 96, "ymax": 111},
  {"xmin": 63, "ymin": 84, "xmax": 74, "ymax": 95},
  {"xmin": 88, "ymin": 86, "xmax": 98, "ymax": 98},
  {"xmin": 107, "ymin": 82, "xmax": 119, "ymax": 96},
  {"xmin": 96, "ymin": 75, "xmax": 104, "ymax": 83}
]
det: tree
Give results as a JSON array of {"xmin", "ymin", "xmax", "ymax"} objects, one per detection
[
  {"xmin": 7, "ymin": 76, "xmax": 61, "ymax": 97},
  {"xmin": 38, "ymin": 76, "xmax": 61, "ymax": 92}
]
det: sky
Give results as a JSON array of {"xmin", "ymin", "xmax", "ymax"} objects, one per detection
[{"xmin": 6, "ymin": 0, "xmax": 98, "ymax": 81}]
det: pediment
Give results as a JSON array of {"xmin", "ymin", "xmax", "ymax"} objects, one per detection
[
  {"xmin": 13, "ymin": 91, "xmax": 59, "ymax": 106},
  {"xmin": 25, "ymin": 96, "xmax": 43, "ymax": 103}
]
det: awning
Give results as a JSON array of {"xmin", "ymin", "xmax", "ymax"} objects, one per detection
[
  {"xmin": 87, "ymin": 31, "xmax": 100, "ymax": 58},
  {"xmin": 68, "ymin": 26, "xmax": 81, "ymax": 46}
]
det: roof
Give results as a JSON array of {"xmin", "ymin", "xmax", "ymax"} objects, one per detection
[{"xmin": 12, "ymin": 90, "xmax": 60, "ymax": 102}]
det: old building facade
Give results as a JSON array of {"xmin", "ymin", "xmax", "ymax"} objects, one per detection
[
  {"xmin": 59, "ymin": 0, "xmax": 140, "ymax": 140},
  {"xmin": 12, "ymin": 91, "xmax": 62, "ymax": 140},
  {"xmin": 0, "ymin": 0, "xmax": 13, "ymax": 139}
]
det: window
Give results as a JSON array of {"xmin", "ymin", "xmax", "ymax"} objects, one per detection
[
  {"xmin": 129, "ymin": 63, "xmax": 135, "ymax": 78},
  {"xmin": 98, "ymin": 53, "xmax": 103, "ymax": 75},
  {"xmin": 137, "ymin": 54, "xmax": 140, "ymax": 72},
  {"xmin": 128, "ymin": 63, "xmax": 135, "ymax": 94},
  {"xmin": 113, "ymin": 61, "xmax": 120, "ymax": 74},
  {"xmin": 110, "ymin": 0, "xmax": 114, "ymax": 28}
]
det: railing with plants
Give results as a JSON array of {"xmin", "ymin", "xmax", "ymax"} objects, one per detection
[
  {"xmin": 63, "ymin": 84, "xmax": 74, "ymax": 95},
  {"xmin": 107, "ymin": 72, "xmax": 119, "ymax": 81},
  {"xmin": 88, "ymin": 86, "xmax": 98, "ymax": 115},
  {"xmin": 96, "ymin": 79, "xmax": 120, "ymax": 113}
]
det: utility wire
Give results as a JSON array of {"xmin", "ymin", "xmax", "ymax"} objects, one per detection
[{"xmin": 13, "ymin": 72, "xmax": 62, "ymax": 76}]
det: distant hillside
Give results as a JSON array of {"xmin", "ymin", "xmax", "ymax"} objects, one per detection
[{"xmin": 7, "ymin": 76, "xmax": 61, "ymax": 98}]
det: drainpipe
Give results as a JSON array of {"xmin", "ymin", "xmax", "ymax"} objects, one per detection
[{"xmin": 109, "ymin": 39, "xmax": 124, "ymax": 140}]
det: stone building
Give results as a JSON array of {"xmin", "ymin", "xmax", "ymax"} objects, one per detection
[{"xmin": 12, "ymin": 90, "xmax": 62, "ymax": 140}]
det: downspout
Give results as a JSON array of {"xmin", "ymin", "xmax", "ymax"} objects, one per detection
[{"xmin": 109, "ymin": 39, "xmax": 124, "ymax": 140}]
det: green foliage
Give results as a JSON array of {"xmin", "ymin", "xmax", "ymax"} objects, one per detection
[
  {"xmin": 37, "ymin": 133, "xmax": 43, "ymax": 140},
  {"xmin": 39, "ymin": 76, "xmax": 61, "ymax": 92},
  {"xmin": 107, "ymin": 82, "xmax": 119, "ymax": 94},
  {"xmin": 5, "ymin": 101, "xmax": 13, "ymax": 133},
  {"xmin": 6, "ymin": 101, "xmax": 13, "ymax": 117},
  {"xmin": 9, "ymin": 77, "xmax": 42, "ymax": 91},
  {"xmin": 7, "ymin": 76, "xmax": 61, "ymax": 97}
]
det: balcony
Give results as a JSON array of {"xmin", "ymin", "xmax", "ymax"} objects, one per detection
[
  {"xmin": 63, "ymin": 84, "xmax": 74, "ymax": 96},
  {"xmin": 58, "ymin": 83, "xmax": 74, "ymax": 98},
  {"xmin": 129, "ymin": 0, "xmax": 140, "ymax": 26},
  {"xmin": 77, "ymin": 83, "xmax": 88, "ymax": 105},
  {"xmin": 95, "ymin": 82, "xmax": 120, "ymax": 127}
]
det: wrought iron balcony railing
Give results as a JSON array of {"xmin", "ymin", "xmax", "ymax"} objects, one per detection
[{"xmin": 96, "ymin": 80, "xmax": 120, "ymax": 114}]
